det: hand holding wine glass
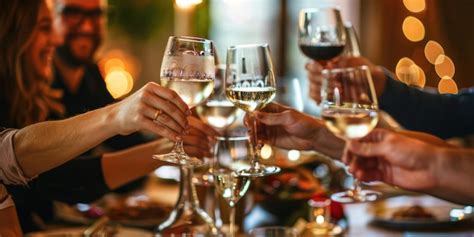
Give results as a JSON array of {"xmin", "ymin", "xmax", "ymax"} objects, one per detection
[
  {"xmin": 153, "ymin": 36, "xmax": 216, "ymax": 166},
  {"xmin": 225, "ymin": 44, "xmax": 280, "ymax": 177},
  {"xmin": 320, "ymin": 65, "xmax": 381, "ymax": 203}
]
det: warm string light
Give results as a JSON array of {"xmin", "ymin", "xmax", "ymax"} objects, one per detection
[
  {"xmin": 398, "ymin": 0, "xmax": 458, "ymax": 94},
  {"xmin": 99, "ymin": 50, "xmax": 139, "ymax": 99}
]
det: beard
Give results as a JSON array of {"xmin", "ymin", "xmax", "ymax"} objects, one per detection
[{"xmin": 56, "ymin": 33, "xmax": 102, "ymax": 68}]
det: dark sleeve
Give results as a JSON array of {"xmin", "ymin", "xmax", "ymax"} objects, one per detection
[
  {"xmin": 30, "ymin": 156, "xmax": 110, "ymax": 204},
  {"xmin": 379, "ymin": 72, "xmax": 474, "ymax": 139}
]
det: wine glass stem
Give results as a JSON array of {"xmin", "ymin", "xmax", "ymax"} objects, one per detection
[
  {"xmin": 249, "ymin": 112, "xmax": 261, "ymax": 169},
  {"xmin": 229, "ymin": 205, "xmax": 236, "ymax": 237},
  {"xmin": 173, "ymin": 138, "xmax": 186, "ymax": 156}
]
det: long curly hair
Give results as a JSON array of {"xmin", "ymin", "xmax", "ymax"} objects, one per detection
[{"xmin": 0, "ymin": 0, "xmax": 64, "ymax": 128}]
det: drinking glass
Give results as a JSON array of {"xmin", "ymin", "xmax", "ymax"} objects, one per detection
[
  {"xmin": 249, "ymin": 227, "xmax": 298, "ymax": 237},
  {"xmin": 320, "ymin": 66, "xmax": 381, "ymax": 203},
  {"xmin": 343, "ymin": 22, "xmax": 361, "ymax": 57},
  {"xmin": 153, "ymin": 36, "xmax": 215, "ymax": 166},
  {"xmin": 225, "ymin": 44, "xmax": 280, "ymax": 177},
  {"xmin": 214, "ymin": 136, "xmax": 253, "ymax": 237},
  {"xmin": 298, "ymin": 7, "xmax": 346, "ymax": 63}
]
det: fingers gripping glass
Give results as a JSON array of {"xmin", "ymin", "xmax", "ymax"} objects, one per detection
[
  {"xmin": 153, "ymin": 36, "xmax": 216, "ymax": 166},
  {"xmin": 320, "ymin": 66, "xmax": 381, "ymax": 203},
  {"xmin": 225, "ymin": 44, "xmax": 280, "ymax": 177}
]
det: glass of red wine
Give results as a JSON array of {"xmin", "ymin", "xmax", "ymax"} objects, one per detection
[{"xmin": 298, "ymin": 7, "xmax": 346, "ymax": 64}]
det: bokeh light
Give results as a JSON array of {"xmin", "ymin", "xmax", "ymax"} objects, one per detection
[
  {"xmin": 438, "ymin": 76, "xmax": 458, "ymax": 94},
  {"xmin": 288, "ymin": 150, "xmax": 301, "ymax": 161},
  {"xmin": 435, "ymin": 55, "xmax": 455, "ymax": 78},
  {"xmin": 403, "ymin": 0, "xmax": 426, "ymax": 13},
  {"xmin": 424, "ymin": 41, "xmax": 445, "ymax": 65},
  {"xmin": 104, "ymin": 58, "xmax": 125, "ymax": 74},
  {"xmin": 261, "ymin": 144, "xmax": 272, "ymax": 160},
  {"xmin": 412, "ymin": 65, "xmax": 426, "ymax": 88},
  {"xmin": 402, "ymin": 16, "xmax": 425, "ymax": 42},
  {"xmin": 105, "ymin": 70, "xmax": 134, "ymax": 99},
  {"xmin": 396, "ymin": 57, "xmax": 418, "ymax": 84},
  {"xmin": 176, "ymin": 0, "xmax": 203, "ymax": 9}
]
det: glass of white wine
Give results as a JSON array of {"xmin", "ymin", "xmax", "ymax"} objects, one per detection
[
  {"xmin": 153, "ymin": 36, "xmax": 215, "ymax": 166},
  {"xmin": 225, "ymin": 44, "xmax": 280, "ymax": 177},
  {"xmin": 320, "ymin": 65, "xmax": 381, "ymax": 203},
  {"xmin": 214, "ymin": 136, "xmax": 253, "ymax": 237}
]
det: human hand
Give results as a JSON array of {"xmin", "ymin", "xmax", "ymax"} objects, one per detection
[
  {"xmin": 110, "ymin": 82, "xmax": 190, "ymax": 141},
  {"xmin": 307, "ymin": 56, "xmax": 387, "ymax": 103},
  {"xmin": 182, "ymin": 116, "xmax": 218, "ymax": 158},
  {"xmin": 343, "ymin": 129, "xmax": 440, "ymax": 192},
  {"xmin": 245, "ymin": 103, "xmax": 326, "ymax": 151}
]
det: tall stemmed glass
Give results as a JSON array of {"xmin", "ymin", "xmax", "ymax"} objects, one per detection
[
  {"xmin": 214, "ymin": 136, "xmax": 253, "ymax": 237},
  {"xmin": 153, "ymin": 36, "xmax": 215, "ymax": 166},
  {"xmin": 225, "ymin": 44, "xmax": 280, "ymax": 177},
  {"xmin": 154, "ymin": 36, "xmax": 217, "ymax": 236},
  {"xmin": 320, "ymin": 66, "xmax": 381, "ymax": 203},
  {"xmin": 298, "ymin": 7, "xmax": 346, "ymax": 63}
]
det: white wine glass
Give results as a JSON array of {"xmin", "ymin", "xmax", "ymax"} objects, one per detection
[
  {"xmin": 298, "ymin": 7, "xmax": 346, "ymax": 64},
  {"xmin": 225, "ymin": 44, "xmax": 280, "ymax": 177},
  {"xmin": 214, "ymin": 136, "xmax": 253, "ymax": 237},
  {"xmin": 320, "ymin": 66, "xmax": 381, "ymax": 203},
  {"xmin": 153, "ymin": 36, "xmax": 215, "ymax": 166}
]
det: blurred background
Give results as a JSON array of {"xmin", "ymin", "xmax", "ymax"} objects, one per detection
[{"xmin": 99, "ymin": 0, "xmax": 474, "ymax": 110}]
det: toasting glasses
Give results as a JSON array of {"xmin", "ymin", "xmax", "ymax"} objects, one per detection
[
  {"xmin": 320, "ymin": 66, "xmax": 381, "ymax": 203},
  {"xmin": 225, "ymin": 44, "xmax": 280, "ymax": 177}
]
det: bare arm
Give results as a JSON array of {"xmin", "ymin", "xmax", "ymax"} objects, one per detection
[{"xmin": 13, "ymin": 82, "xmax": 189, "ymax": 179}]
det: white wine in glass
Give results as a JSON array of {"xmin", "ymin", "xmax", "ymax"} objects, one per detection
[
  {"xmin": 196, "ymin": 100, "xmax": 241, "ymax": 131},
  {"xmin": 225, "ymin": 44, "xmax": 280, "ymax": 177},
  {"xmin": 320, "ymin": 66, "xmax": 381, "ymax": 203},
  {"xmin": 213, "ymin": 171, "xmax": 251, "ymax": 237},
  {"xmin": 161, "ymin": 78, "xmax": 214, "ymax": 108}
]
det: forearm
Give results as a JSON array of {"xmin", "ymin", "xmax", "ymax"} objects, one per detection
[
  {"xmin": 312, "ymin": 127, "xmax": 345, "ymax": 160},
  {"xmin": 102, "ymin": 138, "xmax": 172, "ymax": 190},
  {"xmin": 431, "ymin": 148, "xmax": 474, "ymax": 205},
  {"xmin": 14, "ymin": 105, "xmax": 117, "ymax": 178}
]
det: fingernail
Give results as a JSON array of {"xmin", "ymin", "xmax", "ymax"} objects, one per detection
[{"xmin": 175, "ymin": 136, "xmax": 182, "ymax": 141}]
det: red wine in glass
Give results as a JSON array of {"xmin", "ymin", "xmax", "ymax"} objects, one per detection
[{"xmin": 299, "ymin": 44, "xmax": 345, "ymax": 61}]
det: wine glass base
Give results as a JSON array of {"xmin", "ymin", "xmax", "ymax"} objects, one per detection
[
  {"xmin": 152, "ymin": 152, "xmax": 203, "ymax": 167},
  {"xmin": 331, "ymin": 189, "xmax": 381, "ymax": 203},
  {"xmin": 237, "ymin": 165, "xmax": 280, "ymax": 177}
]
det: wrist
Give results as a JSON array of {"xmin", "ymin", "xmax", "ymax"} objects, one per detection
[
  {"xmin": 432, "ymin": 147, "xmax": 450, "ymax": 192},
  {"xmin": 101, "ymin": 103, "xmax": 121, "ymax": 137}
]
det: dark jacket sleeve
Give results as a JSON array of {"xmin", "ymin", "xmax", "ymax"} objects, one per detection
[
  {"xmin": 28, "ymin": 155, "xmax": 110, "ymax": 204},
  {"xmin": 379, "ymin": 73, "xmax": 474, "ymax": 139}
]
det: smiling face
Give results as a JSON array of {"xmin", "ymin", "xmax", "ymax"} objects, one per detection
[
  {"xmin": 24, "ymin": 0, "xmax": 62, "ymax": 80},
  {"xmin": 54, "ymin": 0, "xmax": 106, "ymax": 67}
]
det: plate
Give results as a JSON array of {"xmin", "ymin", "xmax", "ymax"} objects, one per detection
[
  {"xmin": 370, "ymin": 195, "xmax": 474, "ymax": 230},
  {"xmin": 54, "ymin": 194, "xmax": 172, "ymax": 228},
  {"xmin": 26, "ymin": 227, "xmax": 152, "ymax": 237}
]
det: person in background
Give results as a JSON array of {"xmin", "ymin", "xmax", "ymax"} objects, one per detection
[
  {"xmin": 306, "ymin": 56, "xmax": 474, "ymax": 139},
  {"xmin": 0, "ymin": 0, "xmax": 216, "ymax": 232}
]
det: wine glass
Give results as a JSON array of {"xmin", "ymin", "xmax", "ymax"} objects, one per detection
[
  {"xmin": 225, "ymin": 44, "xmax": 280, "ymax": 177},
  {"xmin": 214, "ymin": 136, "xmax": 253, "ymax": 237},
  {"xmin": 153, "ymin": 36, "xmax": 215, "ymax": 166},
  {"xmin": 320, "ymin": 66, "xmax": 381, "ymax": 203},
  {"xmin": 343, "ymin": 22, "xmax": 361, "ymax": 57},
  {"xmin": 298, "ymin": 7, "xmax": 346, "ymax": 63},
  {"xmin": 196, "ymin": 64, "xmax": 244, "ymax": 134}
]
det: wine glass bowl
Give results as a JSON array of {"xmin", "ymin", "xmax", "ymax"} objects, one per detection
[
  {"xmin": 298, "ymin": 8, "xmax": 346, "ymax": 61},
  {"xmin": 320, "ymin": 65, "xmax": 381, "ymax": 203},
  {"xmin": 224, "ymin": 44, "xmax": 280, "ymax": 177},
  {"xmin": 153, "ymin": 36, "xmax": 216, "ymax": 166}
]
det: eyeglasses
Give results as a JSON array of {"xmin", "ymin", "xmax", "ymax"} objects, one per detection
[{"xmin": 58, "ymin": 5, "xmax": 105, "ymax": 26}]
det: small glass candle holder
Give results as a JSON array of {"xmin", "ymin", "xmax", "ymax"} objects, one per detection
[{"xmin": 308, "ymin": 198, "xmax": 332, "ymax": 232}]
